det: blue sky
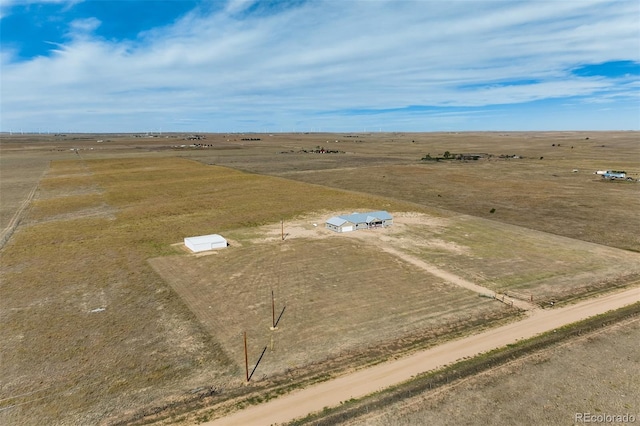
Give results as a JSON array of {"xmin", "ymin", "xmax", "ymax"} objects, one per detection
[{"xmin": 1, "ymin": 0, "xmax": 639, "ymax": 133}]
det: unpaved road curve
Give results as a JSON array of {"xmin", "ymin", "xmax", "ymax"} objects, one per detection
[{"xmin": 203, "ymin": 286, "xmax": 639, "ymax": 426}]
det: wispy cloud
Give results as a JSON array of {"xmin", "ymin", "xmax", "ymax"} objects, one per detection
[
  {"xmin": 67, "ymin": 16, "xmax": 100, "ymax": 34},
  {"xmin": 1, "ymin": 0, "xmax": 639, "ymax": 132},
  {"xmin": 0, "ymin": 0, "xmax": 81, "ymax": 18}
]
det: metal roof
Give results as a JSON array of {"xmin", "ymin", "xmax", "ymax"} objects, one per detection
[
  {"xmin": 184, "ymin": 234, "xmax": 227, "ymax": 244},
  {"xmin": 326, "ymin": 216, "xmax": 349, "ymax": 226},
  {"xmin": 338, "ymin": 210, "xmax": 392, "ymax": 224}
]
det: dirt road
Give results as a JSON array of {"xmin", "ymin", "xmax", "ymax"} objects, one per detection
[
  {"xmin": 204, "ymin": 286, "xmax": 639, "ymax": 426},
  {"xmin": 378, "ymin": 245, "xmax": 537, "ymax": 311}
]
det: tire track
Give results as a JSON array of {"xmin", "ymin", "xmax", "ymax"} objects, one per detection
[
  {"xmin": 378, "ymin": 245, "xmax": 538, "ymax": 311},
  {"xmin": 0, "ymin": 169, "xmax": 46, "ymax": 250}
]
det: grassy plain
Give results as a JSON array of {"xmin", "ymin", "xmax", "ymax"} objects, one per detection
[
  {"xmin": 346, "ymin": 316, "xmax": 640, "ymax": 426},
  {"xmin": 0, "ymin": 149, "xmax": 442, "ymax": 425},
  {"xmin": 149, "ymin": 237, "xmax": 508, "ymax": 382},
  {"xmin": 193, "ymin": 131, "xmax": 640, "ymax": 252},
  {"xmin": 0, "ymin": 132, "xmax": 638, "ymax": 425},
  {"xmin": 384, "ymin": 216, "xmax": 640, "ymax": 304}
]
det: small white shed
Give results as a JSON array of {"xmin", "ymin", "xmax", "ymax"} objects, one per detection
[{"xmin": 184, "ymin": 234, "xmax": 227, "ymax": 253}]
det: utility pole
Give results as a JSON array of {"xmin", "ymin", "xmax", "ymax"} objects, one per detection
[
  {"xmin": 244, "ymin": 331, "xmax": 249, "ymax": 382},
  {"xmin": 271, "ymin": 290, "xmax": 276, "ymax": 329}
]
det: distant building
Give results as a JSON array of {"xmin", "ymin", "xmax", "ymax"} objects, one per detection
[
  {"xmin": 602, "ymin": 171, "xmax": 626, "ymax": 179},
  {"xmin": 325, "ymin": 211, "xmax": 393, "ymax": 233},
  {"xmin": 456, "ymin": 153, "xmax": 486, "ymax": 160},
  {"xmin": 184, "ymin": 234, "xmax": 227, "ymax": 252}
]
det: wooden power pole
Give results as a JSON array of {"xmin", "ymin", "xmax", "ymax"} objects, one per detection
[
  {"xmin": 272, "ymin": 290, "xmax": 276, "ymax": 329},
  {"xmin": 244, "ymin": 331, "xmax": 249, "ymax": 382}
]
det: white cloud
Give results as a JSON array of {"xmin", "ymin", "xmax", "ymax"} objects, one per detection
[
  {"xmin": 223, "ymin": 0, "xmax": 259, "ymax": 15},
  {"xmin": 69, "ymin": 16, "xmax": 98, "ymax": 31},
  {"xmin": 1, "ymin": 0, "xmax": 639, "ymax": 132}
]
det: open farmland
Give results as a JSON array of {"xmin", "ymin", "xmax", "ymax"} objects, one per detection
[
  {"xmin": 372, "ymin": 215, "xmax": 640, "ymax": 305},
  {"xmin": 347, "ymin": 316, "xmax": 640, "ymax": 426},
  {"xmin": 0, "ymin": 145, "xmax": 59, "ymax": 246},
  {"xmin": 0, "ymin": 151, "xmax": 441, "ymax": 425},
  {"xmin": 149, "ymin": 237, "xmax": 511, "ymax": 382},
  {"xmin": 191, "ymin": 131, "xmax": 640, "ymax": 252},
  {"xmin": 0, "ymin": 132, "xmax": 638, "ymax": 425}
]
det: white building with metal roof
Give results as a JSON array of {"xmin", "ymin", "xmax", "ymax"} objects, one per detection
[{"xmin": 184, "ymin": 234, "xmax": 227, "ymax": 252}]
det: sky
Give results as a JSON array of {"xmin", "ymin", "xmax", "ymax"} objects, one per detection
[{"xmin": 1, "ymin": 0, "xmax": 639, "ymax": 133}]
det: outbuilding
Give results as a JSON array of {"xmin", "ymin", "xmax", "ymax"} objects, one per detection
[{"xmin": 184, "ymin": 234, "xmax": 227, "ymax": 252}]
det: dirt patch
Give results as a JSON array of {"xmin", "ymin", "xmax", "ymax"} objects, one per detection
[{"xmin": 249, "ymin": 211, "xmax": 450, "ymax": 243}]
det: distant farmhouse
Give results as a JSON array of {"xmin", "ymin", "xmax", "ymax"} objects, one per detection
[
  {"xmin": 593, "ymin": 170, "xmax": 637, "ymax": 182},
  {"xmin": 602, "ymin": 170, "xmax": 626, "ymax": 179},
  {"xmin": 326, "ymin": 211, "xmax": 393, "ymax": 233}
]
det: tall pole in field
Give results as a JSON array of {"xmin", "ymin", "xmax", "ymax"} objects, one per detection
[
  {"xmin": 272, "ymin": 290, "xmax": 276, "ymax": 329},
  {"xmin": 244, "ymin": 331, "xmax": 249, "ymax": 382}
]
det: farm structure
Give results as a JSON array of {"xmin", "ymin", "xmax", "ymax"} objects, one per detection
[
  {"xmin": 184, "ymin": 234, "xmax": 227, "ymax": 252},
  {"xmin": 602, "ymin": 171, "xmax": 627, "ymax": 180},
  {"xmin": 325, "ymin": 211, "xmax": 393, "ymax": 232},
  {"xmin": 595, "ymin": 170, "xmax": 627, "ymax": 179}
]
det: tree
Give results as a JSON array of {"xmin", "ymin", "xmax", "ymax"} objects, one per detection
[{"xmin": 443, "ymin": 151, "xmax": 451, "ymax": 159}]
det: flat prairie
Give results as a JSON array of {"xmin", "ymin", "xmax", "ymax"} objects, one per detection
[
  {"xmin": 214, "ymin": 131, "xmax": 640, "ymax": 252},
  {"xmin": 149, "ymin": 235, "xmax": 510, "ymax": 384},
  {"xmin": 348, "ymin": 317, "xmax": 640, "ymax": 426},
  {"xmin": 0, "ymin": 132, "xmax": 637, "ymax": 425}
]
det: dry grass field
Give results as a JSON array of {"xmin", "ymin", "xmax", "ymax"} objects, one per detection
[
  {"xmin": 0, "ymin": 149, "xmax": 438, "ymax": 425},
  {"xmin": 0, "ymin": 132, "xmax": 638, "ymax": 425},
  {"xmin": 347, "ymin": 316, "xmax": 640, "ymax": 426},
  {"xmin": 149, "ymin": 237, "xmax": 509, "ymax": 383},
  {"xmin": 383, "ymin": 216, "xmax": 640, "ymax": 304},
  {"xmin": 193, "ymin": 131, "xmax": 640, "ymax": 252}
]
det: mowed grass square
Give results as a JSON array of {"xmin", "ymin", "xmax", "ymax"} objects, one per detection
[
  {"xmin": 390, "ymin": 217, "xmax": 640, "ymax": 302},
  {"xmin": 149, "ymin": 237, "xmax": 509, "ymax": 380}
]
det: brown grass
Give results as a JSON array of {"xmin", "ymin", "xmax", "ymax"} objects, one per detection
[
  {"xmin": 1, "ymin": 132, "xmax": 638, "ymax": 425},
  {"xmin": 149, "ymin": 237, "xmax": 509, "ymax": 383},
  {"xmin": 345, "ymin": 316, "xmax": 640, "ymax": 426},
  {"xmin": 196, "ymin": 131, "xmax": 640, "ymax": 252},
  {"xmin": 388, "ymin": 217, "xmax": 640, "ymax": 302},
  {"xmin": 0, "ymin": 155, "xmax": 429, "ymax": 425}
]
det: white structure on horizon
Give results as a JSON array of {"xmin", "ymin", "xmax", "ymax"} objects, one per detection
[{"xmin": 184, "ymin": 234, "xmax": 227, "ymax": 252}]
